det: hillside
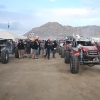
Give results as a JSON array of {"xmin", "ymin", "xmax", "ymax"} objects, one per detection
[{"xmin": 24, "ymin": 22, "xmax": 100, "ymax": 39}]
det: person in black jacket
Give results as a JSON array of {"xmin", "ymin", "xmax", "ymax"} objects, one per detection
[
  {"xmin": 26, "ymin": 39, "xmax": 31, "ymax": 57},
  {"xmin": 30, "ymin": 40, "xmax": 33, "ymax": 58},
  {"xmin": 18, "ymin": 39, "xmax": 24, "ymax": 59},
  {"xmin": 51, "ymin": 40, "xmax": 57, "ymax": 58},
  {"xmin": 32, "ymin": 39, "xmax": 38, "ymax": 59},
  {"xmin": 45, "ymin": 39, "xmax": 51, "ymax": 59},
  {"xmin": 21, "ymin": 40, "xmax": 25, "ymax": 58},
  {"xmin": 38, "ymin": 40, "xmax": 41, "ymax": 55}
]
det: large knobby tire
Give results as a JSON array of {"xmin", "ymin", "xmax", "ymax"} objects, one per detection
[
  {"xmin": 61, "ymin": 48, "xmax": 64, "ymax": 58},
  {"xmin": 1, "ymin": 50, "xmax": 9, "ymax": 64},
  {"xmin": 59, "ymin": 47, "xmax": 61, "ymax": 55},
  {"xmin": 70, "ymin": 55, "xmax": 79, "ymax": 74},
  {"xmin": 64, "ymin": 51, "xmax": 70, "ymax": 63},
  {"xmin": 56, "ymin": 46, "xmax": 59, "ymax": 53},
  {"xmin": 15, "ymin": 48, "xmax": 19, "ymax": 58},
  {"xmin": 58, "ymin": 46, "xmax": 60, "ymax": 54}
]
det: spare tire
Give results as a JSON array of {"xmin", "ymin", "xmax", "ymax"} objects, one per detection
[
  {"xmin": 1, "ymin": 50, "xmax": 9, "ymax": 64},
  {"xmin": 15, "ymin": 47, "xmax": 19, "ymax": 58}
]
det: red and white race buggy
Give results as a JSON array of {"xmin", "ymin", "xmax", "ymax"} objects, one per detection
[{"xmin": 70, "ymin": 39, "xmax": 100, "ymax": 74}]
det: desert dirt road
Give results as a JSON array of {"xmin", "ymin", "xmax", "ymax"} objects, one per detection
[{"xmin": 0, "ymin": 53, "xmax": 100, "ymax": 100}]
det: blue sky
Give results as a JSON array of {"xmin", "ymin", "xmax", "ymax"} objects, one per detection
[{"xmin": 0, "ymin": 0, "xmax": 100, "ymax": 34}]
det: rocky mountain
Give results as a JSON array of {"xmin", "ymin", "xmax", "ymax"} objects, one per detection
[{"xmin": 24, "ymin": 22, "xmax": 100, "ymax": 39}]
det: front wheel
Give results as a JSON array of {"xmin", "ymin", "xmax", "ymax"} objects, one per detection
[{"xmin": 70, "ymin": 55, "xmax": 79, "ymax": 74}]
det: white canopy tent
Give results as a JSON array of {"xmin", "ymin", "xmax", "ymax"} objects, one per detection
[{"xmin": 0, "ymin": 31, "xmax": 26, "ymax": 42}]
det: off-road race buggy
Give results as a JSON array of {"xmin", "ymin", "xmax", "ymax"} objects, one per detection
[
  {"xmin": 64, "ymin": 36, "xmax": 73, "ymax": 63},
  {"xmin": 0, "ymin": 39, "xmax": 15, "ymax": 64},
  {"xmin": 57, "ymin": 39, "xmax": 64, "ymax": 55},
  {"xmin": 70, "ymin": 39, "xmax": 100, "ymax": 74}
]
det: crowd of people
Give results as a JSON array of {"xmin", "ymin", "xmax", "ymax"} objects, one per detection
[{"xmin": 17, "ymin": 38, "xmax": 57, "ymax": 59}]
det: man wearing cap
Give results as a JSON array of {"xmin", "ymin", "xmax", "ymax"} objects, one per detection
[
  {"xmin": 45, "ymin": 39, "xmax": 51, "ymax": 59},
  {"xmin": 32, "ymin": 39, "xmax": 38, "ymax": 59}
]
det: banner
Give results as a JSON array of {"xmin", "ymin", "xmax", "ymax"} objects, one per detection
[{"xmin": 27, "ymin": 32, "xmax": 34, "ymax": 40}]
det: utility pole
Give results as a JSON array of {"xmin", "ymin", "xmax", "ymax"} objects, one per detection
[{"xmin": 8, "ymin": 21, "xmax": 10, "ymax": 28}]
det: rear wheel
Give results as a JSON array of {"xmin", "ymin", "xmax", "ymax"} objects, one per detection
[
  {"xmin": 1, "ymin": 50, "xmax": 9, "ymax": 64},
  {"xmin": 59, "ymin": 47, "xmax": 61, "ymax": 55},
  {"xmin": 70, "ymin": 55, "xmax": 79, "ymax": 74},
  {"xmin": 64, "ymin": 51, "xmax": 70, "ymax": 63},
  {"xmin": 56, "ymin": 46, "xmax": 59, "ymax": 52},
  {"xmin": 61, "ymin": 49, "xmax": 64, "ymax": 58},
  {"xmin": 58, "ymin": 46, "xmax": 60, "ymax": 54}
]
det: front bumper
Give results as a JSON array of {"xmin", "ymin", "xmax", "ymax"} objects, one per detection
[{"xmin": 80, "ymin": 61, "xmax": 100, "ymax": 65}]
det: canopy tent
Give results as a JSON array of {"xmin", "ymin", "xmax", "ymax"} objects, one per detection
[{"xmin": 0, "ymin": 31, "xmax": 26, "ymax": 42}]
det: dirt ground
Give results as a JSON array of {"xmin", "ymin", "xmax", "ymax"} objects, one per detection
[{"xmin": 0, "ymin": 53, "xmax": 100, "ymax": 100}]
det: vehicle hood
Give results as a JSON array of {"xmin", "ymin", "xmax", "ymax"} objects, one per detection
[{"xmin": 80, "ymin": 46, "xmax": 98, "ymax": 51}]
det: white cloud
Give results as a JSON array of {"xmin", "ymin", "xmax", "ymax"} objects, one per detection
[
  {"xmin": 35, "ymin": 7, "xmax": 100, "ymax": 20},
  {"xmin": 52, "ymin": 8, "xmax": 89, "ymax": 16},
  {"xmin": 33, "ymin": 7, "xmax": 100, "ymax": 27},
  {"xmin": 81, "ymin": 0, "xmax": 100, "ymax": 11},
  {"xmin": 50, "ymin": 0, "xmax": 55, "ymax": 2},
  {"xmin": 1, "ymin": 7, "xmax": 100, "ymax": 34}
]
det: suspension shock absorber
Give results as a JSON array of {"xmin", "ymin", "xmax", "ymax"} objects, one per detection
[
  {"xmin": 99, "ymin": 50, "xmax": 100, "ymax": 62},
  {"xmin": 80, "ymin": 48, "xmax": 83, "ymax": 64}
]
